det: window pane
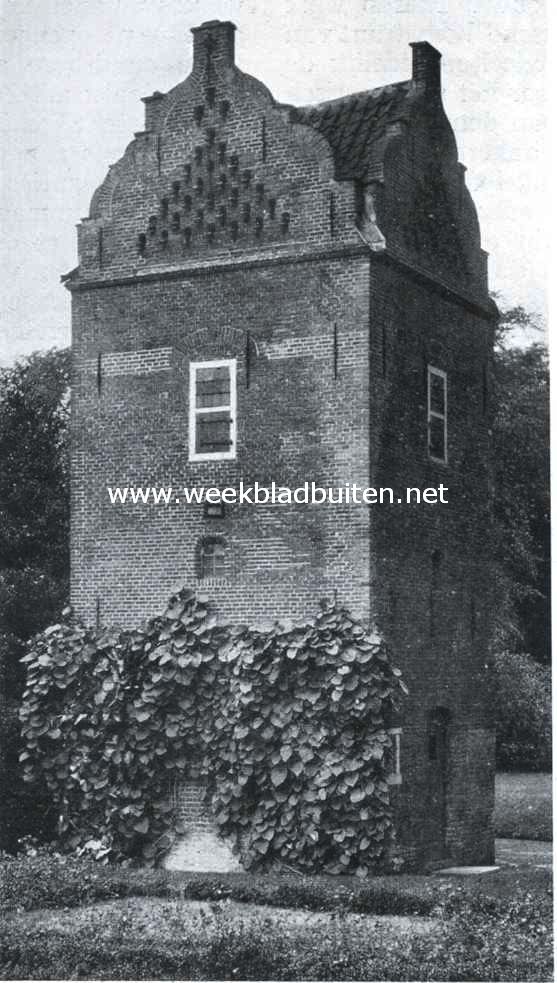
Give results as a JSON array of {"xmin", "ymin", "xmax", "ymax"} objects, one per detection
[
  {"xmin": 429, "ymin": 372, "xmax": 446, "ymax": 416},
  {"xmin": 213, "ymin": 545, "xmax": 225, "ymax": 577},
  {"xmin": 429, "ymin": 415, "xmax": 445, "ymax": 460},
  {"xmin": 196, "ymin": 411, "xmax": 231, "ymax": 453},
  {"xmin": 196, "ymin": 365, "xmax": 231, "ymax": 408},
  {"xmin": 200, "ymin": 541, "xmax": 225, "ymax": 578}
]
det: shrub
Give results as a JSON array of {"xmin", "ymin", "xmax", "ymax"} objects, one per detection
[
  {"xmin": 0, "ymin": 850, "xmax": 433, "ymax": 917},
  {"xmin": 170, "ymin": 871, "xmax": 434, "ymax": 916},
  {"xmin": 0, "ymin": 849, "xmax": 170, "ymax": 913},
  {"xmin": 19, "ymin": 590, "xmax": 407, "ymax": 873},
  {"xmin": 0, "ymin": 700, "xmax": 55, "ymax": 853},
  {"xmin": 494, "ymin": 651, "xmax": 551, "ymax": 771}
]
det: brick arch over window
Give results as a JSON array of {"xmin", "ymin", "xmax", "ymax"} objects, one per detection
[
  {"xmin": 188, "ymin": 324, "xmax": 247, "ymax": 356},
  {"xmin": 196, "ymin": 536, "xmax": 227, "ymax": 579}
]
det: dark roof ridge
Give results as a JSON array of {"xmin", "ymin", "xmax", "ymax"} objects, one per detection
[{"xmin": 295, "ymin": 78, "xmax": 412, "ymax": 114}]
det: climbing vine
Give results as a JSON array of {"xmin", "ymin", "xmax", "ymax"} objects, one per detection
[{"xmin": 19, "ymin": 589, "xmax": 407, "ymax": 873}]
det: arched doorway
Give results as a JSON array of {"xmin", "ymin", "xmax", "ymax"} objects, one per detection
[{"xmin": 427, "ymin": 707, "xmax": 451, "ymax": 854}]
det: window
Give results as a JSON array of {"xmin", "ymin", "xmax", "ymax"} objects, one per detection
[
  {"xmin": 204, "ymin": 500, "xmax": 225, "ymax": 519},
  {"xmin": 427, "ymin": 707, "xmax": 450, "ymax": 762},
  {"xmin": 189, "ymin": 359, "xmax": 236, "ymax": 461},
  {"xmin": 427, "ymin": 365, "xmax": 447, "ymax": 462},
  {"xmin": 387, "ymin": 727, "xmax": 402, "ymax": 785},
  {"xmin": 429, "ymin": 548, "xmax": 442, "ymax": 635},
  {"xmin": 197, "ymin": 537, "xmax": 226, "ymax": 579}
]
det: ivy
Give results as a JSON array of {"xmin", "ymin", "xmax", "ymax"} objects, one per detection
[{"xmin": 19, "ymin": 589, "xmax": 407, "ymax": 874}]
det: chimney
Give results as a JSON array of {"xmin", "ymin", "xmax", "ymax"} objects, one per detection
[
  {"xmin": 191, "ymin": 20, "xmax": 236, "ymax": 76},
  {"xmin": 410, "ymin": 41, "xmax": 442, "ymax": 95},
  {"xmin": 141, "ymin": 91, "xmax": 164, "ymax": 131}
]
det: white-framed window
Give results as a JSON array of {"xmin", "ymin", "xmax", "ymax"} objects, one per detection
[
  {"xmin": 387, "ymin": 727, "xmax": 402, "ymax": 785},
  {"xmin": 189, "ymin": 358, "xmax": 236, "ymax": 461},
  {"xmin": 427, "ymin": 365, "xmax": 447, "ymax": 463}
]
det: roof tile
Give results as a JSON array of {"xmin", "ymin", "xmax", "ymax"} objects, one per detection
[{"xmin": 290, "ymin": 80, "xmax": 413, "ymax": 179}]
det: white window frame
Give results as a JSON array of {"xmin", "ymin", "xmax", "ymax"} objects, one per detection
[
  {"xmin": 427, "ymin": 365, "xmax": 447, "ymax": 464},
  {"xmin": 189, "ymin": 358, "xmax": 236, "ymax": 462},
  {"xmin": 387, "ymin": 727, "xmax": 402, "ymax": 785}
]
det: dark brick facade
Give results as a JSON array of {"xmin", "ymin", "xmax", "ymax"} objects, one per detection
[{"xmin": 66, "ymin": 20, "xmax": 497, "ymax": 868}]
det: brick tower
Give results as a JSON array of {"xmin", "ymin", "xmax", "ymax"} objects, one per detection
[{"xmin": 65, "ymin": 21, "xmax": 497, "ymax": 868}]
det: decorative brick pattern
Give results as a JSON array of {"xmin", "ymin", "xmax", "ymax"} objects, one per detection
[{"xmin": 84, "ymin": 347, "xmax": 174, "ymax": 377}]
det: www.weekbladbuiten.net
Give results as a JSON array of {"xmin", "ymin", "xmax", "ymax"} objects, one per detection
[{"xmin": 106, "ymin": 482, "xmax": 449, "ymax": 506}]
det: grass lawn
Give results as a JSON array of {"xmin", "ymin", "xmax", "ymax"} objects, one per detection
[
  {"xmin": 0, "ymin": 850, "xmax": 553, "ymax": 981},
  {"xmin": 1, "ymin": 888, "xmax": 552, "ymax": 981},
  {"xmin": 1, "ymin": 777, "xmax": 553, "ymax": 981},
  {"xmin": 494, "ymin": 772, "xmax": 552, "ymax": 840}
]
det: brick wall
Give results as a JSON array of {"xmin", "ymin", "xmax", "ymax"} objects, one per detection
[
  {"xmin": 369, "ymin": 260, "xmax": 495, "ymax": 864},
  {"xmin": 70, "ymin": 253, "xmax": 372, "ymax": 628},
  {"xmin": 164, "ymin": 780, "xmax": 241, "ymax": 872}
]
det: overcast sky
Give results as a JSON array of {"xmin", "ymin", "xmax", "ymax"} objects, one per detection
[{"xmin": 0, "ymin": 0, "xmax": 546, "ymax": 364}]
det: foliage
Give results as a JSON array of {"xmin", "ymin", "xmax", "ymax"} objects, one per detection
[
  {"xmin": 491, "ymin": 310, "xmax": 549, "ymax": 662},
  {"xmin": 0, "ymin": 703, "xmax": 55, "ymax": 853},
  {"xmin": 0, "ymin": 348, "xmax": 70, "ymax": 695},
  {"xmin": 19, "ymin": 589, "xmax": 406, "ymax": 872},
  {"xmin": 0, "ymin": 848, "xmax": 169, "ymax": 914},
  {"xmin": 0, "ymin": 886, "xmax": 552, "ymax": 981},
  {"xmin": 494, "ymin": 772, "xmax": 552, "ymax": 841},
  {"xmin": 0, "ymin": 349, "xmax": 70, "ymax": 850},
  {"xmin": 207, "ymin": 603, "xmax": 405, "ymax": 874},
  {"xmin": 0, "ymin": 849, "xmax": 433, "ymax": 917},
  {"xmin": 493, "ymin": 652, "xmax": 551, "ymax": 772}
]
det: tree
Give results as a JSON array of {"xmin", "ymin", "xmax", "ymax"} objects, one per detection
[
  {"xmin": 493, "ymin": 650, "xmax": 551, "ymax": 771},
  {"xmin": 491, "ymin": 308, "xmax": 550, "ymax": 663},
  {"xmin": 0, "ymin": 347, "xmax": 70, "ymax": 849},
  {"xmin": 0, "ymin": 348, "xmax": 70, "ymax": 691}
]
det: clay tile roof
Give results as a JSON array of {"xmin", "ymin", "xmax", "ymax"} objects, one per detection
[{"xmin": 290, "ymin": 80, "xmax": 413, "ymax": 180}]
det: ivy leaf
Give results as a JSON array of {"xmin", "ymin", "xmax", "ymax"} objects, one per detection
[
  {"xmin": 164, "ymin": 597, "xmax": 186, "ymax": 620},
  {"xmin": 134, "ymin": 817, "xmax": 150, "ymax": 834},
  {"xmin": 341, "ymin": 646, "xmax": 359, "ymax": 663},
  {"xmin": 270, "ymin": 765, "xmax": 288, "ymax": 787},
  {"xmin": 358, "ymin": 650, "xmax": 374, "ymax": 664}
]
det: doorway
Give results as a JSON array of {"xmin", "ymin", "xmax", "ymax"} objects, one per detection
[{"xmin": 427, "ymin": 707, "xmax": 451, "ymax": 854}]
